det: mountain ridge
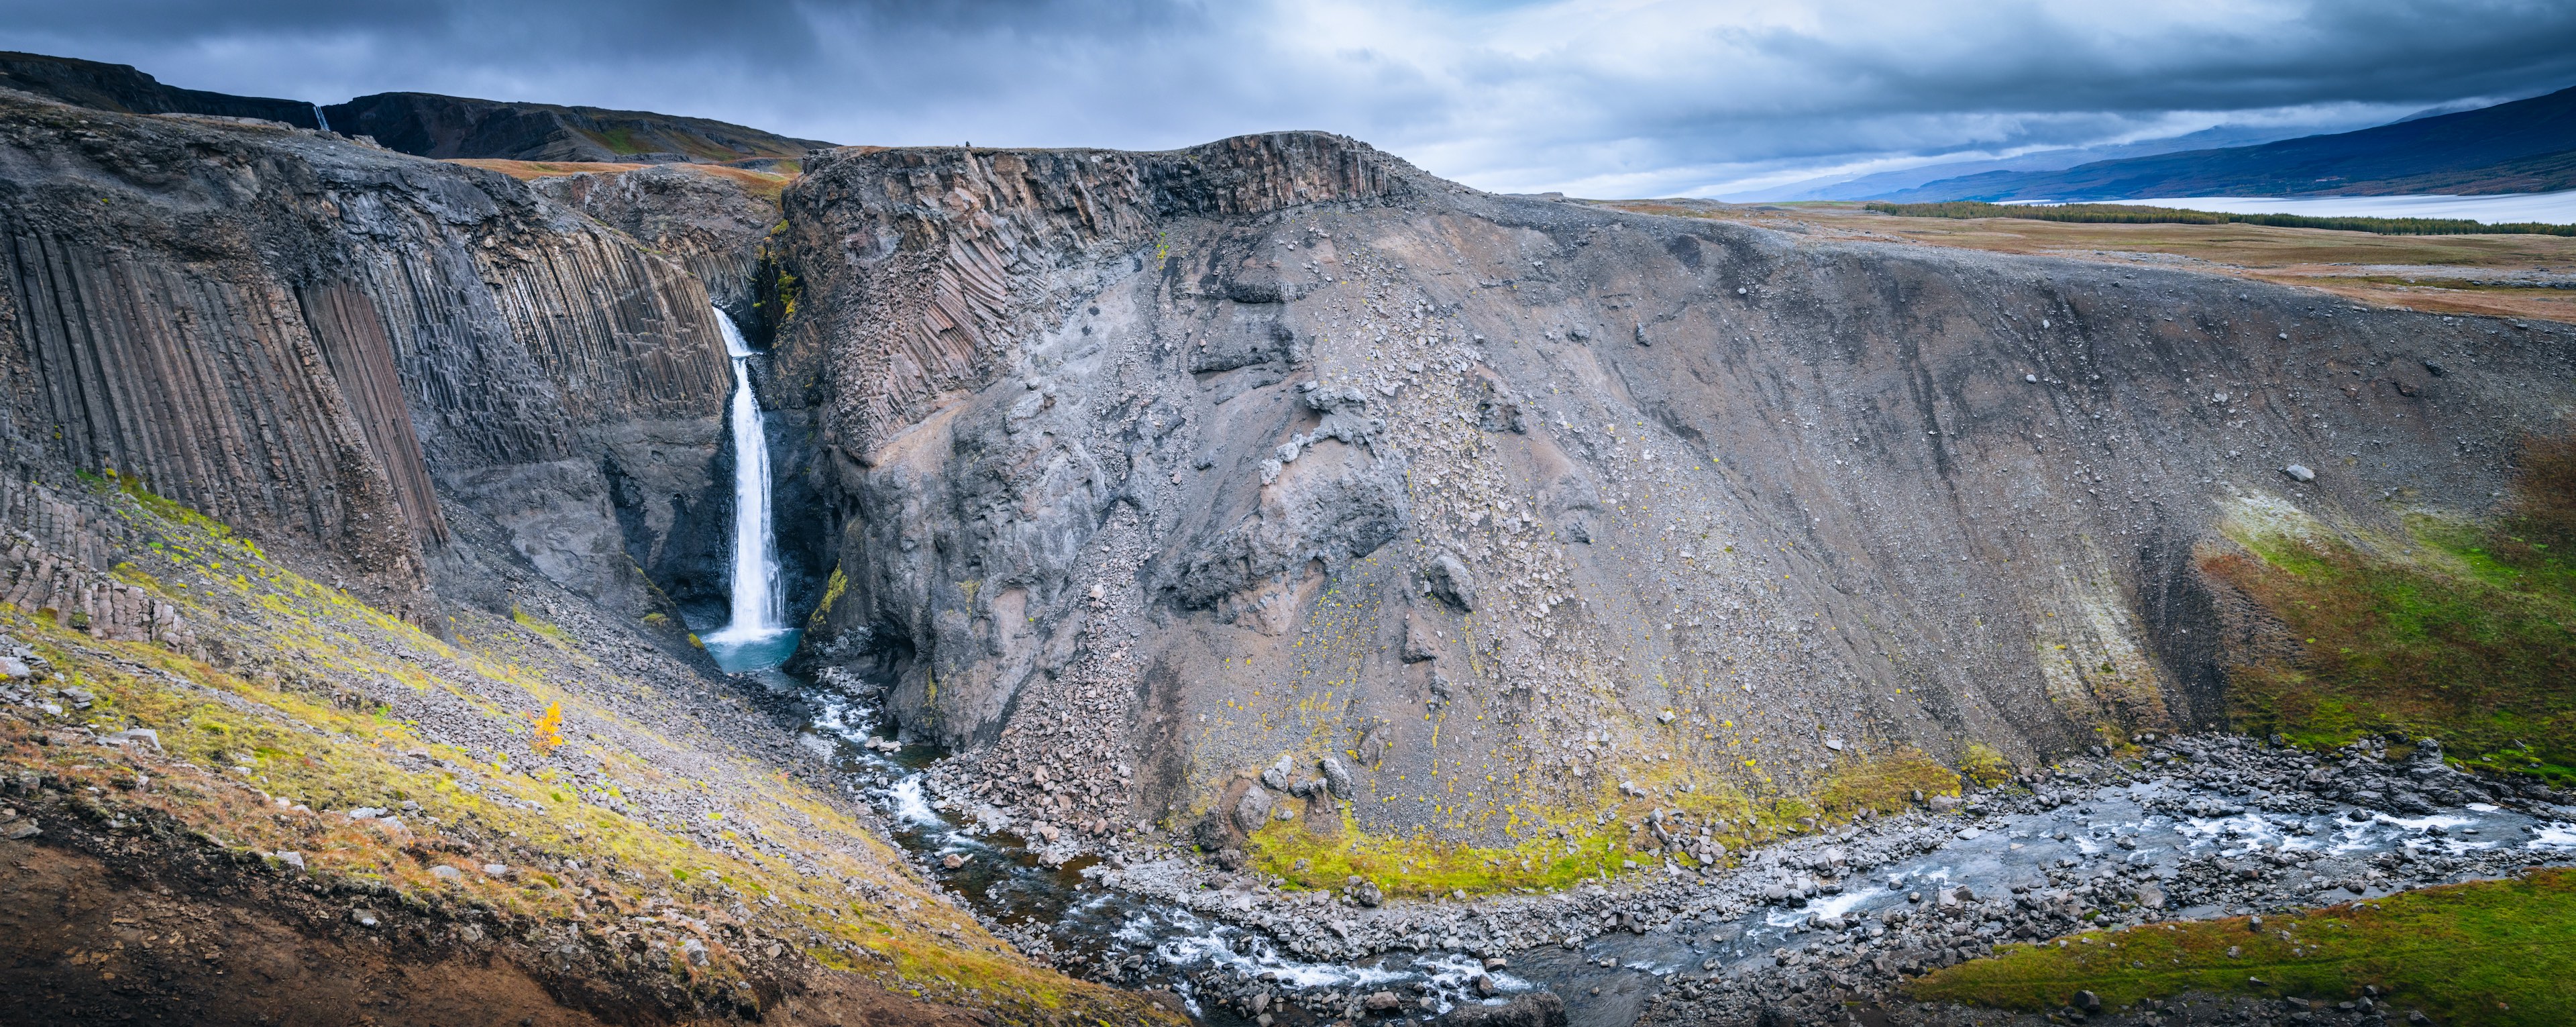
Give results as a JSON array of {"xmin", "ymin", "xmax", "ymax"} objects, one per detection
[
  {"xmin": 0, "ymin": 50, "xmax": 319, "ymax": 127},
  {"xmin": 1882, "ymin": 83, "xmax": 2576, "ymax": 201},
  {"xmin": 321, "ymin": 91, "xmax": 836, "ymax": 164}
]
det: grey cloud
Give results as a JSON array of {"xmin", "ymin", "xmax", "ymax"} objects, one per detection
[{"xmin": 4, "ymin": 0, "xmax": 2573, "ymax": 195}]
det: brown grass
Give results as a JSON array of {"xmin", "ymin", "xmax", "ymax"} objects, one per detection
[
  {"xmin": 1596, "ymin": 199, "xmax": 2576, "ymax": 323},
  {"xmin": 445, "ymin": 160, "xmax": 796, "ymax": 203}
]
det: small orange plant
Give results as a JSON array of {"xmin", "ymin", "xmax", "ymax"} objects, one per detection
[{"xmin": 530, "ymin": 701, "xmax": 565, "ymax": 755}]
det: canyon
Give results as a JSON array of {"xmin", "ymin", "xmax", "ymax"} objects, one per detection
[{"xmin": 0, "ymin": 71, "xmax": 2571, "ymax": 1027}]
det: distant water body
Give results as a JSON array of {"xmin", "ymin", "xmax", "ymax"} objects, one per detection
[{"xmin": 2088, "ymin": 191, "xmax": 2576, "ymax": 225}]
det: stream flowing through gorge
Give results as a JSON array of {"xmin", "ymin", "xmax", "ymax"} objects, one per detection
[{"xmin": 688, "ymin": 322, "xmax": 2576, "ymax": 1027}]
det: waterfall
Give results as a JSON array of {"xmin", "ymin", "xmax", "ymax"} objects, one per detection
[
  {"xmin": 707, "ymin": 309, "xmax": 784, "ymax": 644},
  {"xmin": 313, "ymin": 104, "xmax": 331, "ymax": 133}
]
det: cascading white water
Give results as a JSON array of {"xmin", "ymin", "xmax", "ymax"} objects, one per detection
[
  {"xmin": 706, "ymin": 309, "xmax": 784, "ymax": 645},
  {"xmin": 312, "ymin": 103, "xmax": 331, "ymax": 133}
]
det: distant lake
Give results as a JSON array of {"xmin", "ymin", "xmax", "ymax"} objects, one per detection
[{"xmin": 2089, "ymin": 191, "xmax": 2576, "ymax": 225}]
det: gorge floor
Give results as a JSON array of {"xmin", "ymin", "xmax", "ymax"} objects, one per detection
[{"xmin": 774, "ymin": 651, "xmax": 2576, "ymax": 1027}]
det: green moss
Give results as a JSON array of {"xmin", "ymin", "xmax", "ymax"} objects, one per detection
[
  {"xmin": 0, "ymin": 484, "xmax": 1175, "ymax": 1024},
  {"xmin": 1247, "ymin": 751, "xmax": 1958, "ymax": 896},
  {"xmin": 1813, "ymin": 748, "xmax": 1963, "ymax": 814},
  {"xmin": 1910, "ymin": 869, "xmax": 2576, "ymax": 1025},
  {"xmin": 510, "ymin": 605, "xmax": 572, "ymax": 647},
  {"xmin": 807, "ymin": 565, "xmax": 846, "ymax": 631},
  {"xmin": 1249, "ymin": 806, "xmax": 1630, "ymax": 896},
  {"xmin": 1958, "ymin": 743, "xmax": 2017, "ymax": 788},
  {"xmin": 2205, "ymin": 431, "xmax": 2576, "ymax": 781}
]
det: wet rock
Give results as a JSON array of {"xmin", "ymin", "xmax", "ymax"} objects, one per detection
[
  {"xmin": 1362, "ymin": 990, "xmax": 1403, "ymax": 1014},
  {"xmin": 1447, "ymin": 991, "xmax": 1566, "ymax": 1026}
]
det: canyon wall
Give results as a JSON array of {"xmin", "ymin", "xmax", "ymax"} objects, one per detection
[
  {"xmin": 775, "ymin": 132, "xmax": 2576, "ymax": 845},
  {"xmin": 531, "ymin": 164, "xmax": 779, "ymax": 321},
  {"xmin": 0, "ymin": 87, "xmax": 1153, "ymax": 1026},
  {"xmin": 0, "ymin": 89, "xmax": 735, "ymax": 625}
]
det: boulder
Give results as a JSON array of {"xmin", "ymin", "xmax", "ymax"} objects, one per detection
[
  {"xmin": 1426, "ymin": 554, "xmax": 1478, "ymax": 612},
  {"xmin": 1234, "ymin": 785, "xmax": 1274, "ymax": 834},
  {"xmin": 1320, "ymin": 756, "xmax": 1355, "ymax": 799}
]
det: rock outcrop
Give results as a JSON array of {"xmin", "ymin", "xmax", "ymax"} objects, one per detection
[
  {"xmin": 0, "ymin": 89, "xmax": 735, "ymax": 624},
  {"xmin": 321, "ymin": 91, "xmax": 833, "ymax": 164},
  {"xmin": 0, "ymin": 83, "xmax": 1167, "ymax": 1026},
  {"xmin": 530, "ymin": 164, "xmax": 782, "ymax": 317},
  {"xmin": 773, "ymin": 131, "xmax": 2576, "ymax": 845},
  {"xmin": 0, "ymin": 50, "xmax": 319, "ymax": 128}
]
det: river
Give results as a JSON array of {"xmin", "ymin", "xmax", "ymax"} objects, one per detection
[{"xmin": 691, "ymin": 317, "xmax": 2576, "ymax": 1027}]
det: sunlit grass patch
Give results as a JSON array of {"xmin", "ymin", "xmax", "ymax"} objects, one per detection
[
  {"xmin": 1247, "ymin": 750, "xmax": 1960, "ymax": 896},
  {"xmin": 1909, "ymin": 869, "xmax": 2576, "ymax": 1026}
]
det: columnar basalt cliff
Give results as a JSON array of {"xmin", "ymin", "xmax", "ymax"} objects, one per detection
[
  {"xmin": 0, "ymin": 87, "xmax": 1175, "ymax": 1027},
  {"xmin": 774, "ymin": 131, "xmax": 2576, "ymax": 852},
  {"xmin": 0, "ymin": 89, "xmax": 737, "ymax": 620},
  {"xmin": 531, "ymin": 164, "xmax": 783, "ymax": 319}
]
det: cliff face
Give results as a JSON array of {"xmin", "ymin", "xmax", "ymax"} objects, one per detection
[
  {"xmin": 0, "ymin": 86, "xmax": 1170, "ymax": 1027},
  {"xmin": 529, "ymin": 164, "xmax": 781, "ymax": 318},
  {"xmin": 0, "ymin": 51, "xmax": 319, "ymax": 128},
  {"xmin": 322, "ymin": 92, "xmax": 834, "ymax": 164},
  {"xmin": 0, "ymin": 91, "xmax": 734, "ymax": 623},
  {"xmin": 775, "ymin": 132, "xmax": 2576, "ymax": 844}
]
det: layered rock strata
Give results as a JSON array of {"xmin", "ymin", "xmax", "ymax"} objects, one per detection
[{"xmin": 774, "ymin": 131, "xmax": 2576, "ymax": 850}]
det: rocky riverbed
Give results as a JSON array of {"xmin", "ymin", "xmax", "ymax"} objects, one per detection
[{"xmin": 787, "ymin": 679, "xmax": 2575, "ymax": 1027}]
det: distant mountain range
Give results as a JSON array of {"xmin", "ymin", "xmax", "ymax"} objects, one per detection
[
  {"xmin": 1878, "ymin": 84, "xmax": 2576, "ymax": 202},
  {"xmin": 0, "ymin": 50, "xmax": 833, "ymax": 164},
  {"xmin": 1742, "ymin": 122, "xmax": 2360, "ymax": 203}
]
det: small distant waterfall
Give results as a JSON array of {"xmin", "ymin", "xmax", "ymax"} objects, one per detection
[
  {"xmin": 313, "ymin": 104, "xmax": 331, "ymax": 133},
  {"xmin": 708, "ymin": 309, "xmax": 784, "ymax": 643}
]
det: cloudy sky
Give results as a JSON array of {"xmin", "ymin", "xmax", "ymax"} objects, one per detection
[{"xmin": 8, "ymin": 0, "xmax": 2576, "ymax": 197}]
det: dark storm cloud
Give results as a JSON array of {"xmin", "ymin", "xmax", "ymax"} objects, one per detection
[{"xmin": 6, "ymin": 0, "xmax": 2575, "ymax": 195}]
